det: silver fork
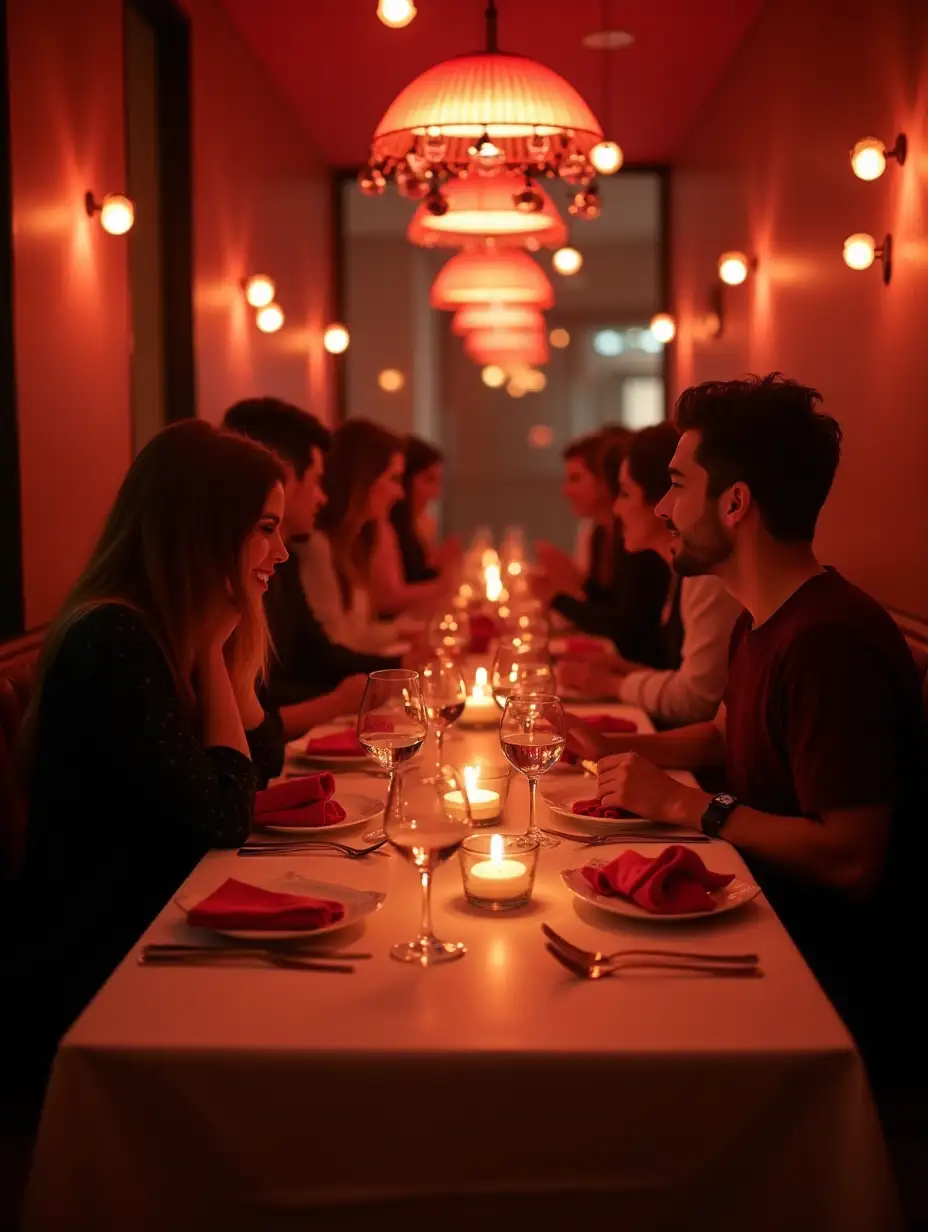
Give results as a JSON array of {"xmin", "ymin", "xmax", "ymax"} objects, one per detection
[
  {"xmin": 545, "ymin": 943, "xmax": 761, "ymax": 980},
  {"xmin": 541, "ymin": 827, "xmax": 709, "ymax": 845},
  {"xmin": 542, "ymin": 923, "xmax": 760, "ymax": 974},
  {"xmin": 238, "ymin": 838, "xmax": 389, "ymax": 859}
]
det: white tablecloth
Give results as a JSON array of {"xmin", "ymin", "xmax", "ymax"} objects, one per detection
[{"xmin": 23, "ymin": 705, "xmax": 901, "ymax": 1231}]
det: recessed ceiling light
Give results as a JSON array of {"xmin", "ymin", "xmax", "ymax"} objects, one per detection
[{"xmin": 582, "ymin": 29, "xmax": 635, "ymax": 50}]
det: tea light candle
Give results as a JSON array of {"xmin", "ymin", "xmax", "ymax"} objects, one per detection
[
  {"xmin": 444, "ymin": 766, "xmax": 501, "ymax": 823},
  {"xmin": 469, "ymin": 834, "xmax": 531, "ymax": 901},
  {"xmin": 461, "ymin": 666, "xmax": 497, "ymax": 726}
]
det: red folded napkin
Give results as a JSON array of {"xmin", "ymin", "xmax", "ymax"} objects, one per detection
[
  {"xmin": 580, "ymin": 714, "xmax": 638, "ymax": 734},
  {"xmin": 565, "ymin": 636, "xmax": 607, "ymax": 656},
  {"xmin": 187, "ymin": 877, "xmax": 345, "ymax": 931},
  {"xmin": 254, "ymin": 773, "xmax": 347, "ymax": 828},
  {"xmin": 305, "ymin": 716, "xmax": 393, "ymax": 757},
  {"xmin": 468, "ymin": 614, "xmax": 498, "ymax": 655},
  {"xmin": 582, "ymin": 845, "xmax": 734, "ymax": 915},
  {"xmin": 571, "ymin": 797, "xmax": 636, "ymax": 820}
]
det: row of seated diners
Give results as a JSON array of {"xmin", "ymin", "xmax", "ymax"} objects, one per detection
[{"xmin": 0, "ymin": 374, "xmax": 927, "ymax": 1116}]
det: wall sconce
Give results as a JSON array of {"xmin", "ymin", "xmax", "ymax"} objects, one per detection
[
  {"xmin": 549, "ymin": 327, "xmax": 570, "ymax": 349},
  {"xmin": 378, "ymin": 368, "xmax": 405, "ymax": 392},
  {"xmin": 377, "ymin": 0, "xmax": 416, "ymax": 28},
  {"xmin": 481, "ymin": 364, "xmax": 507, "ymax": 388},
  {"xmin": 649, "ymin": 312, "xmax": 676, "ymax": 343},
  {"xmin": 850, "ymin": 134, "xmax": 907, "ymax": 182},
  {"xmin": 323, "ymin": 323, "xmax": 350, "ymax": 354},
  {"xmin": 255, "ymin": 303, "xmax": 285, "ymax": 333},
  {"xmin": 85, "ymin": 191, "xmax": 135, "ymax": 235},
  {"xmin": 243, "ymin": 275, "xmax": 276, "ymax": 308},
  {"xmin": 590, "ymin": 141, "xmax": 623, "ymax": 176},
  {"xmin": 717, "ymin": 251, "xmax": 754, "ymax": 286},
  {"xmin": 701, "ymin": 283, "xmax": 725, "ymax": 340},
  {"xmin": 552, "ymin": 246, "xmax": 583, "ymax": 276},
  {"xmin": 842, "ymin": 232, "xmax": 892, "ymax": 284}
]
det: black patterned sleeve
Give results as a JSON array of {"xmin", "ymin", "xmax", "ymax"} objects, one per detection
[
  {"xmin": 247, "ymin": 705, "xmax": 285, "ymax": 787},
  {"xmin": 60, "ymin": 606, "xmax": 257, "ymax": 848}
]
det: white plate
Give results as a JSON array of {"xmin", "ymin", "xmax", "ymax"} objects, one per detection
[
  {"xmin": 176, "ymin": 872, "xmax": 386, "ymax": 941},
  {"xmin": 257, "ymin": 791, "xmax": 384, "ymax": 836},
  {"xmin": 542, "ymin": 783, "xmax": 647, "ymax": 828},
  {"xmin": 561, "ymin": 863, "xmax": 761, "ymax": 923},
  {"xmin": 287, "ymin": 722, "xmax": 371, "ymax": 769}
]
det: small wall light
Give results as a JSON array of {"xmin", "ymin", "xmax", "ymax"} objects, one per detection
[
  {"xmin": 85, "ymin": 191, "xmax": 135, "ymax": 235},
  {"xmin": 323, "ymin": 323, "xmax": 350, "ymax": 354},
  {"xmin": 717, "ymin": 251, "xmax": 753, "ymax": 286},
  {"xmin": 842, "ymin": 232, "xmax": 892, "ymax": 284},
  {"xmin": 377, "ymin": 0, "xmax": 416, "ymax": 28},
  {"xmin": 378, "ymin": 368, "xmax": 405, "ymax": 392},
  {"xmin": 507, "ymin": 379, "xmax": 527, "ymax": 398},
  {"xmin": 850, "ymin": 134, "xmax": 907, "ymax": 182},
  {"xmin": 549, "ymin": 327, "xmax": 570, "ymax": 348},
  {"xmin": 527, "ymin": 424, "xmax": 554, "ymax": 449},
  {"xmin": 649, "ymin": 312, "xmax": 676, "ymax": 343},
  {"xmin": 552, "ymin": 246, "xmax": 583, "ymax": 276},
  {"xmin": 522, "ymin": 369, "xmax": 547, "ymax": 393},
  {"xmin": 255, "ymin": 303, "xmax": 285, "ymax": 333},
  {"xmin": 243, "ymin": 275, "xmax": 276, "ymax": 308},
  {"xmin": 481, "ymin": 364, "xmax": 507, "ymax": 388}
]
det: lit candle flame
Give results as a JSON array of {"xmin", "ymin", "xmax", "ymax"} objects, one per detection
[
  {"xmin": 490, "ymin": 833, "xmax": 504, "ymax": 863},
  {"xmin": 485, "ymin": 564, "xmax": 503, "ymax": 603},
  {"xmin": 464, "ymin": 765, "xmax": 479, "ymax": 795},
  {"xmin": 472, "ymin": 667, "xmax": 490, "ymax": 699}
]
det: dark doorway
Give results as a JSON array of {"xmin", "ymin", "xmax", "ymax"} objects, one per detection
[{"xmin": 124, "ymin": 0, "xmax": 195, "ymax": 449}]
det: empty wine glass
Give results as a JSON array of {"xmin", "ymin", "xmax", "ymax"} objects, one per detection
[
  {"xmin": 385, "ymin": 765, "xmax": 473, "ymax": 966},
  {"xmin": 491, "ymin": 644, "xmax": 555, "ymax": 712},
  {"xmin": 499, "ymin": 693, "xmax": 566, "ymax": 848},
  {"xmin": 419, "ymin": 657, "xmax": 467, "ymax": 781},
  {"xmin": 357, "ymin": 669, "xmax": 429, "ymax": 823}
]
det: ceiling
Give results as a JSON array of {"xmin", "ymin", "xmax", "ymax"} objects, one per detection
[{"xmin": 219, "ymin": 0, "xmax": 765, "ymax": 168}]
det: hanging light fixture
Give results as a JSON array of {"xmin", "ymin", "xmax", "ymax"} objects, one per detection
[
  {"xmin": 464, "ymin": 328, "xmax": 550, "ymax": 367},
  {"xmin": 407, "ymin": 173, "xmax": 568, "ymax": 249},
  {"xmin": 451, "ymin": 303, "xmax": 546, "ymax": 335},
  {"xmin": 588, "ymin": 0, "xmax": 624, "ymax": 176},
  {"xmin": 431, "ymin": 249, "xmax": 554, "ymax": 309},
  {"xmin": 363, "ymin": 1, "xmax": 605, "ymax": 206}
]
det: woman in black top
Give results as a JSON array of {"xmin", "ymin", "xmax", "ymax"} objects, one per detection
[{"xmin": 17, "ymin": 420, "xmax": 288, "ymax": 1065}]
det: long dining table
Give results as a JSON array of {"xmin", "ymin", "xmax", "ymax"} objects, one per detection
[{"xmin": 22, "ymin": 702, "xmax": 902, "ymax": 1232}]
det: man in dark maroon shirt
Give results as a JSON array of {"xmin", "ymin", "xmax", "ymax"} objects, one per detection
[{"xmin": 570, "ymin": 374, "xmax": 925, "ymax": 1078}]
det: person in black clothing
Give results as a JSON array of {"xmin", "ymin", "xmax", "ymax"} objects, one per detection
[
  {"xmin": 223, "ymin": 399, "xmax": 403, "ymax": 722},
  {"xmin": 534, "ymin": 428, "xmax": 670, "ymax": 665},
  {"xmin": 17, "ymin": 420, "xmax": 289, "ymax": 1072}
]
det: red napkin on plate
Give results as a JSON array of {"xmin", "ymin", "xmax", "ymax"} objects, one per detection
[
  {"xmin": 468, "ymin": 614, "xmax": 497, "ymax": 655},
  {"xmin": 305, "ymin": 716, "xmax": 393, "ymax": 757},
  {"xmin": 187, "ymin": 878, "xmax": 345, "ymax": 931},
  {"xmin": 254, "ymin": 773, "xmax": 347, "ymax": 828},
  {"xmin": 582, "ymin": 845, "xmax": 734, "ymax": 915},
  {"xmin": 571, "ymin": 797, "xmax": 636, "ymax": 820}
]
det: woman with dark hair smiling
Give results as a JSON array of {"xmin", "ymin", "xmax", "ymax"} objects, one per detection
[
  {"xmin": 370, "ymin": 435, "xmax": 460, "ymax": 616},
  {"xmin": 18, "ymin": 419, "xmax": 289, "ymax": 1059},
  {"xmin": 559, "ymin": 422, "xmax": 741, "ymax": 726}
]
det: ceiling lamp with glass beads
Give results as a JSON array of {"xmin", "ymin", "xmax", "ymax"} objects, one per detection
[
  {"xmin": 430, "ymin": 249, "xmax": 554, "ymax": 310},
  {"xmin": 407, "ymin": 172, "xmax": 568, "ymax": 250}
]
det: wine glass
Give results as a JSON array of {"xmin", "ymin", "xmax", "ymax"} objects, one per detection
[
  {"xmin": 384, "ymin": 765, "xmax": 473, "ymax": 966},
  {"xmin": 419, "ymin": 657, "xmax": 467, "ymax": 782},
  {"xmin": 357, "ymin": 669, "xmax": 429, "ymax": 823},
  {"xmin": 491, "ymin": 644, "xmax": 555, "ymax": 712},
  {"xmin": 499, "ymin": 693, "xmax": 566, "ymax": 849}
]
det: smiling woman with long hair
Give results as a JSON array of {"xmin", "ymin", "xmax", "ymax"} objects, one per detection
[
  {"xmin": 17, "ymin": 419, "xmax": 289, "ymax": 1063},
  {"xmin": 301, "ymin": 418, "xmax": 409, "ymax": 651}
]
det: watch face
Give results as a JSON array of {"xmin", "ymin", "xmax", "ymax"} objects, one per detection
[{"xmin": 715, "ymin": 793, "xmax": 736, "ymax": 808}]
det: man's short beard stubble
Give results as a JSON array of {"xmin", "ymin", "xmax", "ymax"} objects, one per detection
[{"xmin": 668, "ymin": 508, "xmax": 734, "ymax": 578}]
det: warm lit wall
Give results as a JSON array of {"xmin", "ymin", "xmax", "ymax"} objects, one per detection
[
  {"xmin": 6, "ymin": 0, "xmax": 332, "ymax": 630},
  {"xmin": 672, "ymin": 0, "xmax": 928, "ymax": 617}
]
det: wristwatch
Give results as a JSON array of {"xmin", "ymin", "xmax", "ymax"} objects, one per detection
[{"xmin": 700, "ymin": 792, "xmax": 738, "ymax": 838}]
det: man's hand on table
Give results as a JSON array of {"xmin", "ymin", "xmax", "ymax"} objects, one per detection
[{"xmin": 598, "ymin": 752, "xmax": 711, "ymax": 828}]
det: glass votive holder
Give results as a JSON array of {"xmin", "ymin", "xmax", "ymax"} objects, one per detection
[
  {"xmin": 443, "ymin": 762, "xmax": 511, "ymax": 825},
  {"xmin": 459, "ymin": 833, "xmax": 540, "ymax": 911}
]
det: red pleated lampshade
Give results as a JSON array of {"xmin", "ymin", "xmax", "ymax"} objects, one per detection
[
  {"xmin": 431, "ymin": 250, "xmax": 554, "ymax": 309},
  {"xmin": 372, "ymin": 52, "xmax": 603, "ymax": 171},
  {"xmin": 464, "ymin": 328, "xmax": 550, "ymax": 367},
  {"xmin": 451, "ymin": 303, "xmax": 546, "ymax": 336},
  {"xmin": 408, "ymin": 173, "xmax": 568, "ymax": 250}
]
